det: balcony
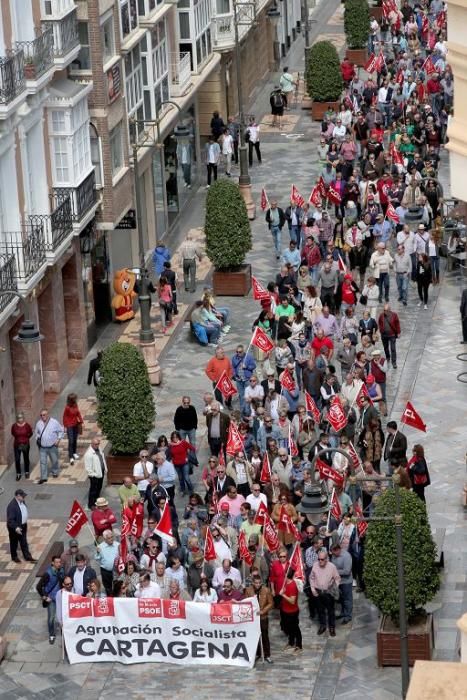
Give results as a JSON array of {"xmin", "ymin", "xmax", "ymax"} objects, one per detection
[
  {"xmin": 0, "ymin": 253, "xmax": 18, "ymax": 314},
  {"xmin": 169, "ymin": 52, "xmax": 192, "ymax": 97},
  {"xmin": 52, "ymin": 170, "xmax": 97, "ymax": 225},
  {"xmin": 0, "ymin": 227, "xmax": 47, "ymax": 287},
  {"xmin": 0, "ymin": 50, "xmax": 26, "ymax": 112},
  {"xmin": 43, "ymin": 9, "xmax": 80, "ymax": 69},
  {"xmin": 29, "ymin": 195, "xmax": 74, "ymax": 256},
  {"xmin": 212, "ymin": 15, "xmax": 236, "ymax": 50},
  {"xmin": 15, "ymin": 28, "xmax": 54, "ymax": 85},
  {"xmin": 211, "ymin": 0, "xmax": 263, "ymax": 50}
]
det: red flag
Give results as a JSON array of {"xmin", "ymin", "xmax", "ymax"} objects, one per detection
[
  {"xmin": 277, "ymin": 505, "xmax": 301, "ymax": 541},
  {"xmin": 391, "ymin": 146, "xmax": 404, "ymax": 167},
  {"xmin": 401, "ymin": 401, "xmax": 427, "ymax": 432},
  {"xmin": 121, "ymin": 511, "xmax": 131, "ymax": 537},
  {"xmin": 252, "ymin": 276, "xmax": 270, "ymax": 301},
  {"xmin": 421, "ymin": 14, "xmax": 429, "ymax": 35},
  {"xmin": 260, "ymin": 188, "xmax": 269, "ymax": 211},
  {"xmin": 316, "ymin": 457, "xmax": 345, "ymax": 487},
  {"xmin": 355, "ymin": 382, "xmax": 373, "ymax": 409},
  {"xmin": 327, "ymin": 184, "xmax": 342, "ymax": 206},
  {"xmin": 364, "ymin": 53, "xmax": 377, "ymax": 74},
  {"xmin": 65, "ymin": 500, "xmax": 88, "ymax": 538},
  {"xmin": 131, "ymin": 502, "xmax": 145, "ymax": 538},
  {"xmin": 215, "ymin": 370, "xmax": 238, "ymax": 400},
  {"xmin": 382, "ymin": 0, "xmax": 397, "ymax": 19},
  {"xmin": 386, "ymin": 201, "xmax": 400, "ymax": 224},
  {"xmin": 204, "ymin": 527, "xmax": 217, "ymax": 561},
  {"xmin": 218, "ymin": 449, "xmax": 225, "ymax": 467},
  {"xmin": 251, "ymin": 326, "xmax": 275, "ymax": 353},
  {"xmin": 154, "ymin": 501, "xmax": 174, "ymax": 543},
  {"xmin": 288, "ymin": 425, "xmax": 299, "ymax": 457},
  {"xmin": 375, "ymin": 52, "xmax": 385, "ymax": 73},
  {"xmin": 395, "ymin": 68, "xmax": 404, "ymax": 86},
  {"xmin": 254, "ymin": 500, "xmax": 269, "ymax": 525},
  {"xmin": 347, "ymin": 441, "xmax": 361, "ymax": 471},
  {"xmin": 353, "ymin": 502, "xmax": 368, "ymax": 538},
  {"xmin": 436, "ymin": 10, "xmax": 446, "ymax": 29},
  {"xmin": 238, "ymin": 529, "xmax": 254, "ymax": 566},
  {"xmin": 117, "ymin": 537, "xmax": 128, "ymax": 574},
  {"xmin": 330, "ymin": 489, "xmax": 342, "ymax": 520},
  {"xmin": 291, "ymin": 184, "xmax": 305, "ymax": 208},
  {"xmin": 317, "ymin": 176, "xmax": 327, "ymax": 198},
  {"xmin": 260, "ymin": 452, "xmax": 271, "ymax": 484},
  {"xmin": 289, "ymin": 542, "xmax": 305, "ymax": 581},
  {"xmin": 226, "ymin": 422, "xmax": 244, "ymax": 455},
  {"xmin": 327, "ymin": 395, "xmax": 348, "ymax": 432},
  {"xmin": 262, "ymin": 513, "xmax": 281, "ymax": 551},
  {"xmin": 337, "ymin": 252, "xmax": 347, "ymax": 274},
  {"xmin": 423, "ymin": 55, "xmax": 436, "ymax": 76},
  {"xmin": 305, "ymin": 391, "xmax": 321, "ymax": 423},
  {"xmin": 280, "ymin": 368, "xmax": 295, "ymax": 393},
  {"xmin": 308, "ymin": 185, "xmax": 321, "ymax": 207}
]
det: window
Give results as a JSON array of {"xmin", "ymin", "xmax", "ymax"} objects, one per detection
[
  {"xmin": 216, "ymin": 0, "xmax": 230, "ymax": 14},
  {"xmin": 51, "ymin": 110, "xmax": 66, "ymax": 133},
  {"xmin": 71, "ymin": 22, "xmax": 91, "ymax": 70},
  {"xmin": 124, "ymin": 45, "xmax": 142, "ymax": 113},
  {"xmin": 101, "ymin": 15, "xmax": 115, "ymax": 65},
  {"xmin": 178, "ymin": 0, "xmax": 212, "ymax": 72},
  {"xmin": 53, "ymin": 137, "xmax": 69, "ymax": 182},
  {"xmin": 48, "ymin": 97, "xmax": 92, "ymax": 186},
  {"xmin": 110, "ymin": 123, "xmax": 123, "ymax": 176},
  {"xmin": 90, "ymin": 124, "xmax": 103, "ymax": 187},
  {"xmin": 120, "ymin": 0, "xmax": 138, "ymax": 39},
  {"xmin": 43, "ymin": 1, "xmax": 52, "ymax": 16}
]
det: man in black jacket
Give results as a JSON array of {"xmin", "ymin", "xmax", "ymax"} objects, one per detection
[
  {"xmin": 384, "ymin": 421, "xmax": 407, "ymax": 466},
  {"xmin": 6, "ymin": 489, "xmax": 36, "ymax": 563},
  {"xmin": 261, "ymin": 371, "xmax": 281, "ymax": 398},
  {"xmin": 69, "ymin": 554, "xmax": 97, "ymax": 596},
  {"xmin": 173, "ymin": 396, "xmax": 198, "ymax": 446}
]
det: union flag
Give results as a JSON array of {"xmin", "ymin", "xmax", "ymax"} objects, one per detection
[
  {"xmin": 251, "ymin": 326, "xmax": 274, "ymax": 353},
  {"xmin": 252, "ymin": 276, "xmax": 270, "ymax": 301},
  {"xmin": 291, "ymin": 184, "xmax": 305, "ymax": 207},
  {"xmin": 260, "ymin": 188, "xmax": 269, "ymax": 211},
  {"xmin": 215, "ymin": 370, "xmax": 238, "ymax": 400}
]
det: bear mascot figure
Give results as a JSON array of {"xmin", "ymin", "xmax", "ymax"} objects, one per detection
[{"xmin": 111, "ymin": 269, "xmax": 137, "ymax": 322}]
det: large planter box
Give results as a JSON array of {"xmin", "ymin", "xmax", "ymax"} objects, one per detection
[
  {"xmin": 311, "ymin": 100, "xmax": 341, "ymax": 121},
  {"xmin": 377, "ymin": 614, "xmax": 434, "ymax": 667},
  {"xmin": 212, "ymin": 264, "xmax": 251, "ymax": 296},
  {"xmin": 346, "ymin": 48, "xmax": 368, "ymax": 67},
  {"xmin": 369, "ymin": 7, "xmax": 383, "ymax": 21},
  {"xmin": 106, "ymin": 453, "xmax": 139, "ymax": 485}
]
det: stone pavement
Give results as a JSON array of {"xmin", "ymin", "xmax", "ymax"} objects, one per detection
[{"xmin": 1, "ymin": 0, "xmax": 466, "ymax": 697}]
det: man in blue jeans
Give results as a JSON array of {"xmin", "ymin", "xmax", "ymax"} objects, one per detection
[
  {"xmin": 265, "ymin": 200, "xmax": 286, "ymax": 259},
  {"xmin": 394, "ymin": 243, "xmax": 411, "ymax": 306},
  {"xmin": 36, "ymin": 555, "xmax": 64, "ymax": 644},
  {"xmin": 231, "ymin": 344, "xmax": 256, "ymax": 415},
  {"xmin": 34, "ymin": 409, "xmax": 64, "ymax": 484},
  {"xmin": 331, "ymin": 543, "xmax": 353, "ymax": 624}
]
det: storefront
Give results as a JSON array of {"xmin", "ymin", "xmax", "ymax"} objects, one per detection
[{"xmin": 79, "ymin": 220, "xmax": 112, "ymax": 342}]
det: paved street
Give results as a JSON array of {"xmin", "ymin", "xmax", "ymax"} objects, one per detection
[{"xmin": 0, "ymin": 1, "xmax": 466, "ymax": 698}]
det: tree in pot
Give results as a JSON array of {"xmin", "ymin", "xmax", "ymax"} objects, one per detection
[
  {"xmin": 305, "ymin": 41, "xmax": 343, "ymax": 120},
  {"xmin": 205, "ymin": 179, "xmax": 252, "ymax": 296},
  {"xmin": 96, "ymin": 342, "xmax": 156, "ymax": 482},
  {"xmin": 364, "ymin": 488, "xmax": 441, "ymax": 665},
  {"xmin": 344, "ymin": 0, "xmax": 370, "ymax": 65}
]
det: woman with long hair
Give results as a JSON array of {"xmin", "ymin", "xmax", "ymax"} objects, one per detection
[
  {"xmin": 407, "ymin": 444, "xmax": 431, "ymax": 502},
  {"xmin": 158, "ymin": 275, "xmax": 173, "ymax": 333},
  {"xmin": 193, "ymin": 577, "xmax": 218, "ymax": 603},
  {"xmin": 62, "ymin": 393, "xmax": 83, "ymax": 466},
  {"xmin": 416, "ymin": 253, "xmax": 432, "ymax": 310}
]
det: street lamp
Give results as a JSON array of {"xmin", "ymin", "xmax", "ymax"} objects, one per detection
[
  {"xmin": 267, "ymin": 3, "xmax": 281, "ymax": 70},
  {"xmin": 0, "ymin": 291, "xmax": 43, "ymax": 344},
  {"xmin": 233, "ymin": 0, "xmax": 256, "ymax": 220}
]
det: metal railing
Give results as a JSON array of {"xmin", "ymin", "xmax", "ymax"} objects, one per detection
[
  {"xmin": 43, "ymin": 9, "xmax": 79, "ymax": 58},
  {"xmin": 169, "ymin": 52, "xmax": 191, "ymax": 97},
  {"xmin": 0, "ymin": 254, "xmax": 18, "ymax": 313},
  {"xmin": 15, "ymin": 27, "xmax": 54, "ymax": 80},
  {"xmin": 52, "ymin": 170, "xmax": 97, "ymax": 222},
  {"xmin": 0, "ymin": 50, "xmax": 25, "ymax": 105},
  {"xmin": 30, "ymin": 195, "xmax": 73, "ymax": 253},
  {"xmin": 0, "ymin": 227, "xmax": 47, "ymax": 283}
]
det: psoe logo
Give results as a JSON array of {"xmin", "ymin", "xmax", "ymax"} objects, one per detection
[
  {"xmin": 162, "ymin": 599, "xmax": 186, "ymax": 619},
  {"xmin": 232, "ymin": 602, "xmax": 254, "ymax": 623},
  {"xmin": 93, "ymin": 597, "xmax": 115, "ymax": 617},
  {"xmin": 138, "ymin": 598, "xmax": 162, "ymax": 618},
  {"xmin": 68, "ymin": 595, "xmax": 92, "ymax": 618}
]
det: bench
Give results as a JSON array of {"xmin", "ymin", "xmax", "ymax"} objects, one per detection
[
  {"xmin": 432, "ymin": 528, "xmax": 445, "ymax": 569},
  {"xmin": 36, "ymin": 540, "xmax": 64, "ymax": 577}
]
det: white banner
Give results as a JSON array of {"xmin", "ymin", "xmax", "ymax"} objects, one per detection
[{"xmin": 62, "ymin": 593, "xmax": 260, "ymax": 668}]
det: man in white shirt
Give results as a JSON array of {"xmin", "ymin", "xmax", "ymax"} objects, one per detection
[
  {"xmin": 205, "ymin": 136, "xmax": 220, "ymax": 188},
  {"xmin": 133, "ymin": 450, "xmax": 154, "ymax": 500},
  {"xmin": 135, "ymin": 572, "xmax": 161, "ymax": 598},
  {"xmin": 221, "ymin": 128, "xmax": 233, "ymax": 176},
  {"xmin": 332, "ymin": 118, "xmax": 346, "ymax": 143},
  {"xmin": 244, "ymin": 375, "xmax": 265, "ymax": 414},
  {"xmin": 397, "ymin": 225, "xmax": 416, "ymax": 280},
  {"xmin": 212, "ymin": 559, "xmax": 243, "ymax": 591},
  {"xmin": 69, "ymin": 554, "xmax": 97, "ymax": 596},
  {"xmin": 246, "ymin": 483, "xmax": 268, "ymax": 510}
]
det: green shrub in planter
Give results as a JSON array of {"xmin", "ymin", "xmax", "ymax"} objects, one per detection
[
  {"xmin": 305, "ymin": 41, "xmax": 343, "ymax": 103},
  {"xmin": 96, "ymin": 342, "xmax": 155, "ymax": 454},
  {"xmin": 344, "ymin": 0, "xmax": 371, "ymax": 49},
  {"xmin": 364, "ymin": 488, "xmax": 440, "ymax": 624},
  {"xmin": 205, "ymin": 179, "xmax": 252, "ymax": 271}
]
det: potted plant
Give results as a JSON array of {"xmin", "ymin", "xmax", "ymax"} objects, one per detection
[
  {"xmin": 24, "ymin": 57, "xmax": 36, "ymax": 80},
  {"xmin": 205, "ymin": 179, "xmax": 252, "ymax": 296},
  {"xmin": 305, "ymin": 41, "xmax": 343, "ymax": 121},
  {"xmin": 364, "ymin": 488, "xmax": 441, "ymax": 666},
  {"xmin": 344, "ymin": 0, "xmax": 370, "ymax": 65},
  {"xmin": 368, "ymin": 0, "xmax": 383, "ymax": 22},
  {"xmin": 96, "ymin": 342, "xmax": 156, "ymax": 484}
]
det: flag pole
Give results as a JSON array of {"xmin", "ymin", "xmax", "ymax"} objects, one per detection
[{"xmin": 326, "ymin": 488, "xmax": 335, "ymax": 533}]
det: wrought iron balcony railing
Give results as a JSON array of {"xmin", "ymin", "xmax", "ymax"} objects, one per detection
[
  {"xmin": 0, "ymin": 253, "xmax": 18, "ymax": 313},
  {"xmin": 30, "ymin": 195, "xmax": 74, "ymax": 253},
  {"xmin": 52, "ymin": 170, "xmax": 97, "ymax": 223},
  {"xmin": 0, "ymin": 227, "xmax": 47, "ymax": 284},
  {"xmin": 15, "ymin": 27, "xmax": 54, "ymax": 81},
  {"xmin": 0, "ymin": 50, "xmax": 25, "ymax": 105},
  {"xmin": 43, "ymin": 9, "xmax": 79, "ymax": 59}
]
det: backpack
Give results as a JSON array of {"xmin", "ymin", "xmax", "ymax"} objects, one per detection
[{"xmin": 273, "ymin": 91, "xmax": 284, "ymax": 108}]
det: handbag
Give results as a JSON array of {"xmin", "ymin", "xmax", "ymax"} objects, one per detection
[
  {"xmin": 77, "ymin": 423, "xmax": 83, "ymax": 435},
  {"xmin": 413, "ymin": 472, "xmax": 428, "ymax": 486},
  {"xmin": 359, "ymin": 294, "xmax": 368, "ymax": 305},
  {"xmin": 36, "ymin": 421, "xmax": 48, "ymax": 448}
]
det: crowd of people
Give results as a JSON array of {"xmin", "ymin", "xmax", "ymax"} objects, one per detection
[{"xmin": 7, "ymin": 0, "xmax": 452, "ymax": 666}]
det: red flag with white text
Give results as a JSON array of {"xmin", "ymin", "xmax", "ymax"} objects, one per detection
[
  {"xmin": 204, "ymin": 527, "xmax": 217, "ymax": 561},
  {"xmin": 280, "ymin": 368, "xmax": 296, "ymax": 393},
  {"xmin": 364, "ymin": 53, "xmax": 377, "ymax": 73},
  {"xmin": 316, "ymin": 457, "xmax": 345, "ymax": 487},
  {"xmin": 252, "ymin": 276, "xmax": 270, "ymax": 301},
  {"xmin": 215, "ymin": 370, "xmax": 238, "ymax": 400},
  {"xmin": 337, "ymin": 253, "xmax": 347, "ymax": 274},
  {"xmin": 347, "ymin": 441, "xmax": 362, "ymax": 471},
  {"xmin": 130, "ymin": 501, "xmax": 145, "ymax": 538},
  {"xmin": 288, "ymin": 425, "xmax": 299, "ymax": 457},
  {"xmin": 317, "ymin": 176, "xmax": 327, "ymax": 198},
  {"xmin": 330, "ymin": 489, "xmax": 342, "ymax": 521},
  {"xmin": 251, "ymin": 326, "xmax": 275, "ymax": 353},
  {"xmin": 226, "ymin": 422, "xmax": 245, "ymax": 455},
  {"xmin": 327, "ymin": 395, "xmax": 348, "ymax": 432},
  {"xmin": 327, "ymin": 184, "xmax": 342, "ymax": 206},
  {"xmin": 305, "ymin": 390, "xmax": 321, "ymax": 423},
  {"xmin": 386, "ymin": 201, "xmax": 400, "ymax": 224},
  {"xmin": 154, "ymin": 501, "xmax": 174, "ymax": 543},
  {"xmin": 65, "ymin": 500, "xmax": 88, "ymax": 538},
  {"xmin": 262, "ymin": 513, "xmax": 281, "ymax": 552},
  {"xmin": 291, "ymin": 184, "xmax": 305, "ymax": 208},
  {"xmin": 423, "ymin": 55, "xmax": 436, "ymax": 76},
  {"xmin": 401, "ymin": 401, "xmax": 426, "ymax": 432},
  {"xmin": 260, "ymin": 452, "xmax": 271, "ymax": 484},
  {"xmin": 238, "ymin": 529, "xmax": 254, "ymax": 566},
  {"xmin": 277, "ymin": 505, "xmax": 301, "ymax": 541},
  {"xmin": 355, "ymin": 382, "xmax": 373, "ymax": 409},
  {"xmin": 289, "ymin": 542, "xmax": 305, "ymax": 581},
  {"xmin": 353, "ymin": 501, "xmax": 368, "ymax": 537},
  {"xmin": 309, "ymin": 185, "xmax": 321, "ymax": 207},
  {"xmin": 375, "ymin": 52, "xmax": 385, "ymax": 73},
  {"xmin": 254, "ymin": 500, "xmax": 269, "ymax": 525},
  {"xmin": 260, "ymin": 188, "xmax": 269, "ymax": 211}
]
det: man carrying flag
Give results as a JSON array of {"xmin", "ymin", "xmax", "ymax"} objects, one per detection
[
  {"xmin": 260, "ymin": 188, "xmax": 269, "ymax": 211},
  {"xmin": 290, "ymin": 184, "xmax": 305, "ymax": 208}
]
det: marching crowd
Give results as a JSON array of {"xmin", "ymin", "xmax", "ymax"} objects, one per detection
[{"xmin": 6, "ymin": 0, "xmax": 449, "ymax": 666}]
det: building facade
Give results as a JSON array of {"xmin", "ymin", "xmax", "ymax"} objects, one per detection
[{"xmin": 446, "ymin": 0, "xmax": 467, "ymax": 206}]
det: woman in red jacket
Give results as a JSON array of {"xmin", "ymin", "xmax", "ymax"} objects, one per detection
[
  {"xmin": 269, "ymin": 549, "xmax": 289, "ymax": 631},
  {"xmin": 169, "ymin": 431, "xmax": 196, "ymax": 496},
  {"xmin": 62, "ymin": 393, "xmax": 83, "ymax": 465}
]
